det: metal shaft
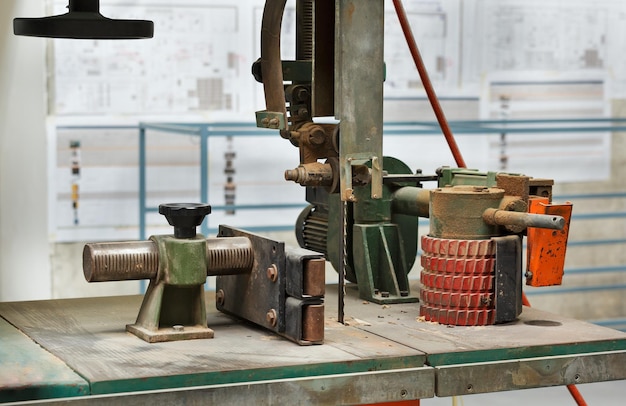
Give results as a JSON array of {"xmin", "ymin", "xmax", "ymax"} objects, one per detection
[
  {"xmin": 483, "ymin": 208, "xmax": 565, "ymax": 230},
  {"xmin": 391, "ymin": 186, "xmax": 430, "ymax": 218},
  {"xmin": 83, "ymin": 237, "xmax": 254, "ymax": 282},
  {"xmin": 83, "ymin": 241, "xmax": 158, "ymax": 282}
]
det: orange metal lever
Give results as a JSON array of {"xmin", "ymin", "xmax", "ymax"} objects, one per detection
[{"xmin": 526, "ymin": 197, "xmax": 573, "ymax": 287}]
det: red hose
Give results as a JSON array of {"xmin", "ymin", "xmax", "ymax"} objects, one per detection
[
  {"xmin": 567, "ymin": 384, "xmax": 588, "ymax": 406},
  {"xmin": 522, "ymin": 295, "xmax": 587, "ymax": 405},
  {"xmin": 392, "ymin": 0, "xmax": 467, "ymax": 168}
]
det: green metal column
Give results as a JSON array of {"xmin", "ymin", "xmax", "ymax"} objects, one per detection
[{"xmin": 335, "ymin": 0, "xmax": 384, "ymax": 203}]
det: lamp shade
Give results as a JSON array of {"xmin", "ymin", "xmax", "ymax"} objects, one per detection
[{"xmin": 14, "ymin": 0, "xmax": 153, "ymax": 39}]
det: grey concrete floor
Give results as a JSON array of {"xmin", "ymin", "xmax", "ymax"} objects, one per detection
[{"xmin": 422, "ymin": 380, "xmax": 624, "ymax": 405}]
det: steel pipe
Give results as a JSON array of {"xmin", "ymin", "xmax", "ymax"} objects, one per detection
[
  {"xmin": 391, "ymin": 186, "xmax": 430, "ymax": 218},
  {"xmin": 483, "ymin": 208, "xmax": 565, "ymax": 230},
  {"xmin": 83, "ymin": 237, "xmax": 254, "ymax": 282},
  {"xmin": 83, "ymin": 241, "xmax": 158, "ymax": 282}
]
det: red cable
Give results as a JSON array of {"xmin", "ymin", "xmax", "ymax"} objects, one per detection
[
  {"xmin": 523, "ymin": 291, "xmax": 587, "ymax": 405},
  {"xmin": 392, "ymin": 1, "xmax": 588, "ymax": 404},
  {"xmin": 392, "ymin": 0, "xmax": 467, "ymax": 168},
  {"xmin": 567, "ymin": 384, "xmax": 589, "ymax": 406}
]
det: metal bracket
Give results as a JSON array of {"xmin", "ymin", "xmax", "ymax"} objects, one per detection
[
  {"xmin": 340, "ymin": 154, "xmax": 383, "ymax": 202},
  {"xmin": 255, "ymin": 111, "xmax": 287, "ymax": 130},
  {"xmin": 216, "ymin": 226, "xmax": 325, "ymax": 345},
  {"xmin": 493, "ymin": 235, "xmax": 523, "ymax": 324}
]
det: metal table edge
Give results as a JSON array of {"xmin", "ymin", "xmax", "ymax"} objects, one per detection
[
  {"xmin": 9, "ymin": 366, "xmax": 436, "ymax": 405},
  {"xmin": 425, "ymin": 337, "xmax": 626, "ymax": 366},
  {"xmin": 88, "ymin": 353, "xmax": 426, "ymax": 395},
  {"xmin": 434, "ymin": 349, "xmax": 626, "ymax": 397}
]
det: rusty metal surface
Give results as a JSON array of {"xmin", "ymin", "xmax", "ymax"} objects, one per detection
[
  {"xmin": 526, "ymin": 197, "xmax": 573, "ymax": 287},
  {"xmin": 336, "ymin": 0, "xmax": 384, "ymax": 201},
  {"xmin": 435, "ymin": 351, "xmax": 626, "ymax": 397},
  {"xmin": 302, "ymin": 303, "xmax": 325, "ymax": 342},
  {"xmin": 9, "ymin": 368, "xmax": 434, "ymax": 406},
  {"xmin": 482, "ymin": 208, "xmax": 565, "ymax": 230},
  {"xmin": 1, "ymin": 280, "xmax": 625, "ymax": 401},
  {"xmin": 83, "ymin": 241, "xmax": 158, "ymax": 282},
  {"xmin": 0, "ymin": 317, "xmax": 89, "ymax": 403},
  {"xmin": 215, "ymin": 226, "xmax": 286, "ymax": 335},
  {"xmin": 421, "ymin": 235, "xmax": 496, "ymax": 257},
  {"xmin": 312, "ymin": 0, "xmax": 334, "ymax": 117},
  {"xmin": 303, "ymin": 258, "xmax": 326, "ymax": 296},
  {"xmin": 259, "ymin": 0, "xmax": 288, "ymax": 129},
  {"xmin": 420, "ymin": 235, "xmax": 497, "ymax": 326},
  {"xmin": 429, "ymin": 186, "xmax": 504, "ymax": 239},
  {"xmin": 419, "ymin": 305, "xmax": 495, "ymax": 326},
  {"xmin": 328, "ymin": 281, "xmax": 626, "ymax": 369},
  {"xmin": 83, "ymin": 237, "xmax": 254, "ymax": 282},
  {"xmin": 205, "ymin": 237, "xmax": 254, "ymax": 275},
  {"xmin": 0, "ymin": 292, "xmax": 426, "ymax": 398}
]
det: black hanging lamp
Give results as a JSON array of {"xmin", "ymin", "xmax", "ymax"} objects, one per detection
[{"xmin": 14, "ymin": 0, "xmax": 153, "ymax": 39}]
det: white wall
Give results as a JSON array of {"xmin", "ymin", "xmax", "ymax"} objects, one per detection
[{"xmin": 0, "ymin": 1, "xmax": 51, "ymax": 301}]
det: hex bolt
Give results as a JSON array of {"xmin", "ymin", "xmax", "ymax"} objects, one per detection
[
  {"xmin": 269, "ymin": 118, "xmax": 280, "ymax": 128},
  {"xmin": 309, "ymin": 128, "xmax": 326, "ymax": 145},
  {"xmin": 216, "ymin": 289, "xmax": 225, "ymax": 306},
  {"xmin": 267, "ymin": 264, "xmax": 278, "ymax": 282},
  {"xmin": 173, "ymin": 325, "xmax": 184, "ymax": 332},
  {"xmin": 381, "ymin": 291, "xmax": 390, "ymax": 298},
  {"xmin": 295, "ymin": 87, "xmax": 309, "ymax": 101},
  {"xmin": 400, "ymin": 290, "xmax": 409, "ymax": 297},
  {"xmin": 266, "ymin": 309, "xmax": 277, "ymax": 327}
]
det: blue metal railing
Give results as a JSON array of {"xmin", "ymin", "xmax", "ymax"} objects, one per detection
[{"xmin": 138, "ymin": 122, "xmax": 297, "ymax": 239}]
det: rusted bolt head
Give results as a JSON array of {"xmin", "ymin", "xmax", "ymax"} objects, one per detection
[
  {"xmin": 216, "ymin": 289, "xmax": 225, "ymax": 306},
  {"xmin": 261, "ymin": 117, "xmax": 269, "ymax": 126},
  {"xmin": 267, "ymin": 264, "xmax": 278, "ymax": 282},
  {"xmin": 266, "ymin": 309, "xmax": 277, "ymax": 327},
  {"xmin": 269, "ymin": 118, "xmax": 280, "ymax": 128},
  {"xmin": 309, "ymin": 128, "xmax": 326, "ymax": 145},
  {"xmin": 296, "ymin": 87, "xmax": 309, "ymax": 101}
]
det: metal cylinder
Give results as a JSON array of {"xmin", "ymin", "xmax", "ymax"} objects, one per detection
[
  {"xmin": 83, "ymin": 241, "xmax": 159, "ymax": 282},
  {"xmin": 482, "ymin": 208, "xmax": 565, "ymax": 230},
  {"xmin": 391, "ymin": 186, "xmax": 430, "ymax": 218},
  {"xmin": 285, "ymin": 162, "xmax": 334, "ymax": 187},
  {"xmin": 83, "ymin": 237, "xmax": 255, "ymax": 282},
  {"xmin": 430, "ymin": 186, "xmax": 504, "ymax": 239},
  {"xmin": 205, "ymin": 237, "xmax": 254, "ymax": 275}
]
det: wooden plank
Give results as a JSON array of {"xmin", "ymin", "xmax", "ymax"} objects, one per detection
[
  {"xmin": 327, "ymin": 283, "xmax": 626, "ymax": 366},
  {"xmin": 0, "ymin": 294, "xmax": 425, "ymax": 396},
  {"xmin": 0, "ymin": 317, "xmax": 89, "ymax": 402}
]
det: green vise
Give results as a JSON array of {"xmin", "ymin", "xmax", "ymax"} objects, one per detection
[{"xmin": 83, "ymin": 203, "xmax": 325, "ymax": 345}]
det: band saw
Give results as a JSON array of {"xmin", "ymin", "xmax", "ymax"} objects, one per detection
[{"xmin": 2, "ymin": 1, "xmax": 625, "ymax": 404}]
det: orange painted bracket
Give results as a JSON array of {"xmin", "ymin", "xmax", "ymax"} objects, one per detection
[{"xmin": 526, "ymin": 197, "xmax": 573, "ymax": 287}]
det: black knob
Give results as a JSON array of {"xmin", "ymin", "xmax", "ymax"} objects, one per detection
[
  {"xmin": 14, "ymin": 0, "xmax": 154, "ymax": 39},
  {"xmin": 158, "ymin": 203, "xmax": 211, "ymax": 239},
  {"xmin": 251, "ymin": 58, "xmax": 263, "ymax": 83}
]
